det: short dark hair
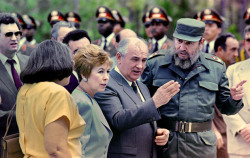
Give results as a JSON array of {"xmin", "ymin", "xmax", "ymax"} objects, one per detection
[
  {"xmin": 214, "ymin": 33, "xmax": 235, "ymax": 52},
  {"xmin": 21, "ymin": 40, "xmax": 73, "ymax": 83},
  {"xmin": 0, "ymin": 13, "xmax": 21, "ymax": 32},
  {"xmin": 62, "ymin": 29, "xmax": 91, "ymax": 45}
]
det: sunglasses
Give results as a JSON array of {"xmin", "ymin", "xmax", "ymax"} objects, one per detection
[
  {"xmin": 4, "ymin": 31, "xmax": 22, "ymax": 38},
  {"xmin": 144, "ymin": 23, "xmax": 150, "ymax": 28},
  {"xmin": 245, "ymin": 38, "xmax": 250, "ymax": 42}
]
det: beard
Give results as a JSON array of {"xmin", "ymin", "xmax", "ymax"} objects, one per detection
[{"xmin": 170, "ymin": 44, "xmax": 201, "ymax": 69}]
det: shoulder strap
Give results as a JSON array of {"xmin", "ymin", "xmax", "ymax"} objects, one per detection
[{"xmin": 4, "ymin": 103, "xmax": 16, "ymax": 138}]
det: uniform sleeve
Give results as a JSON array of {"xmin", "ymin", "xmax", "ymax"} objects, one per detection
[
  {"xmin": 216, "ymin": 64, "xmax": 243, "ymax": 115},
  {"xmin": 141, "ymin": 60, "xmax": 154, "ymax": 95},
  {"xmin": 44, "ymin": 90, "xmax": 75, "ymax": 127}
]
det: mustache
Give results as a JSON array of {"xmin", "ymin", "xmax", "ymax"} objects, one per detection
[{"xmin": 175, "ymin": 49, "xmax": 190, "ymax": 58}]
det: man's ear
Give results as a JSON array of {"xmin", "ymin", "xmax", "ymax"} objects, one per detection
[
  {"xmin": 199, "ymin": 38, "xmax": 205, "ymax": 50},
  {"xmin": 116, "ymin": 52, "xmax": 122, "ymax": 64}
]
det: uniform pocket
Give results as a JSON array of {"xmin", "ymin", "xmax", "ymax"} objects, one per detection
[{"xmin": 198, "ymin": 130, "xmax": 217, "ymax": 146}]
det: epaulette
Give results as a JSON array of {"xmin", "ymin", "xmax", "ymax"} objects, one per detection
[
  {"xmin": 205, "ymin": 54, "xmax": 224, "ymax": 65},
  {"xmin": 148, "ymin": 51, "xmax": 165, "ymax": 60}
]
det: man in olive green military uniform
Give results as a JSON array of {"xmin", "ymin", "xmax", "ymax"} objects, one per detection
[
  {"xmin": 92, "ymin": 6, "xmax": 117, "ymax": 57},
  {"xmin": 141, "ymin": 18, "xmax": 246, "ymax": 158}
]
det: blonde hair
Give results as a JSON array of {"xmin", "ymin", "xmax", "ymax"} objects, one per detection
[{"xmin": 74, "ymin": 44, "xmax": 113, "ymax": 81}]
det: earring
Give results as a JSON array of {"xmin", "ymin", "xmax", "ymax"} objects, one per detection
[{"xmin": 83, "ymin": 78, "xmax": 88, "ymax": 82}]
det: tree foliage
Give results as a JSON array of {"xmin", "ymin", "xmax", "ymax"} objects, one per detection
[{"xmin": 0, "ymin": 0, "xmax": 249, "ymax": 43}]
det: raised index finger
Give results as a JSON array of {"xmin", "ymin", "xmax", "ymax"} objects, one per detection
[{"xmin": 236, "ymin": 80, "xmax": 247, "ymax": 88}]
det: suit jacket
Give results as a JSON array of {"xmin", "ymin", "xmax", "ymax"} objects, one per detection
[
  {"xmin": 223, "ymin": 59, "xmax": 250, "ymax": 156},
  {"xmin": 92, "ymin": 37, "xmax": 117, "ymax": 57},
  {"xmin": 64, "ymin": 73, "xmax": 79, "ymax": 94},
  {"xmin": 0, "ymin": 53, "xmax": 28, "ymax": 138},
  {"xmin": 72, "ymin": 89, "xmax": 112, "ymax": 158},
  {"xmin": 95, "ymin": 69, "xmax": 161, "ymax": 158}
]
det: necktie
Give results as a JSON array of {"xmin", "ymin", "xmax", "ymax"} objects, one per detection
[
  {"xmin": 205, "ymin": 43, "xmax": 209, "ymax": 53},
  {"xmin": 103, "ymin": 39, "xmax": 107, "ymax": 50},
  {"xmin": 7, "ymin": 59, "xmax": 22, "ymax": 90},
  {"xmin": 153, "ymin": 41, "xmax": 158, "ymax": 53},
  {"xmin": 131, "ymin": 82, "xmax": 141, "ymax": 101}
]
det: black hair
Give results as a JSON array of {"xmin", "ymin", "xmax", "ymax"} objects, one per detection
[
  {"xmin": 21, "ymin": 40, "xmax": 73, "ymax": 83},
  {"xmin": 0, "ymin": 13, "xmax": 21, "ymax": 32},
  {"xmin": 214, "ymin": 33, "xmax": 235, "ymax": 52},
  {"xmin": 62, "ymin": 29, "xmax": 91, "ymax": 44}
]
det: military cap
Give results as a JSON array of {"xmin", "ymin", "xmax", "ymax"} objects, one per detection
[
  {"xmin": 243, "ymin": 8, "xmax": 250, "ymax": 25},
  {"xmin": 65, "ymin": 11, "xmax": 81, "ymax": 28},
  {"xmin": 193, "ymin": 11, "xmax": 202, "ymax": 21},
  {"xmin": 200, "ymin": 9, "xmax": 223, "ymax": 24},
  {"xmin": 112, "ymin": 9, "xmax": 125, "ymax": 27},
  {"xmin": 149, "ymin": 6, "xmax": 172, "ymax": 24},
  {"xmin": 11, "ymin": 12, "xmax": 27, "ymax": 29},
  {"xmin": 47, "ymin": 10, "xmax": 66, "ymax": 27},
  {"xmin": 173, "ymin": 18, "xmax": 205, "ymax": 42},
  {"xmin": 142, "ymin": 11, "xmax": 151, "ymax": 26},
  {"xmin": 23, "ymin": 14, "xmax": 37, "ymax": 29},
  {"xmin": 96, "ymin": 6, "xmax": 116, "ymax": 22}
]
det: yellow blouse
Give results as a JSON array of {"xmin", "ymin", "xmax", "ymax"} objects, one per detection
[{"xmin": 16, "ymin": 82, "xmax": 85, "ymax": 158}]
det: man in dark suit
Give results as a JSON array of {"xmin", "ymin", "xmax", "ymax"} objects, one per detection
[
  {"xmin": 92, "ymin": 6, "xmax": 117, "ymax": 57},
  {"xmin": 0, "ymin": 13, "xmax": 28, "ymax": 139},
  {"xmin": 95, "ymin": 37, "xmax": 180, "ymax": 158}
]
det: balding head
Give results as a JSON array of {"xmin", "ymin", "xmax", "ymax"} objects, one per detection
[{"xmin": 116, "ymin": 29, "xmax": 137, "ymax": 44}]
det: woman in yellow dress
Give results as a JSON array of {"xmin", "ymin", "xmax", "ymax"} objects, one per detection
[{"xmin": 16, "ymin": 40, "xmax": 85, "ymax": 158}]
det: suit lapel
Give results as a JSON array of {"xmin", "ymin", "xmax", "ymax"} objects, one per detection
[
  {"xmin": 0, "ymin": 61, "xmax": 17, "ymax": 95},
  {"xmin": 110, "ymin": 70, "xmax": 142, "ymax": 104}
]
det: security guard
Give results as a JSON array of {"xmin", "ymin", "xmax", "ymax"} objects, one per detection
[
  {"xmin": 142, "ymin": 11, "xmax": 153, "ymax": 43},
  {"xmin": 236, "ymin": 8, "xmax": 250, "ymax": 62},
  {"xmin": 112, "ymin": 9, "xmax": 125, "ymax": 34},
  {"xmin": 148, "ymin": 6, "xmax": 173, "ymax": 54},
  {"xmin": 47, "ymin": 10, "xmax": 66, "ymax": 28},
  {"xmin": 19, "ymin": 14, "xmax": 38, "ymax": 56},
  {"xmin": 200, "ymin": 9, "xmax": 223, "ymax": 54},
  {"xmin": 141, "ymin": 18, "xmax": 245, "ymax": 158},
  {"xmin": 65, "ymin": 11, "xmax": 81, "ymax": 29},
  {"xmin": 92, "ymin": 6, "xmax": 116, "ymax": 57}
]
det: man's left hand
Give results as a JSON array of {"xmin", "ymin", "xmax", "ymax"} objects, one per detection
[
  {"xmin": 155, "ymin": 128, "xmax": 169, "ymax": 146},
  {"xmin": 230, "ymin": 80, "xmax": 247, "ymax": 100}
]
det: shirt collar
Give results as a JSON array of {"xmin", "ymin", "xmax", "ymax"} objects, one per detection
[
  {"xmin": 152, "ymin": 35, "xmax": 167, "ymax": 49},
  {"xmin": 102, "ymin": 33, "xmax": 115, "ymax": 46},
  {"xmin": 0, "ymin": 53, "xmax": 18, "ymax": 65},
  {"xmin": 114, "ymin": 66, "xmax": 133, "ymax": 86}
]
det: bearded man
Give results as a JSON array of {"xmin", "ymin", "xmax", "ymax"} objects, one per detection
[{"xmin": 141, "ymin": 18, "xmax": 246, "ymax": 158}]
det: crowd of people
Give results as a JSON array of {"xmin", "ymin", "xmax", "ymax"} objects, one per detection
[{"xmin": 0, "ymin": 4, "xmax": 250, "ymax": 158}]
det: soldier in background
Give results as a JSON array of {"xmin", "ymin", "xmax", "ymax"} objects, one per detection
[
  {"xmin": 148, "ymin": 6, "xmax": 173, "ymax": 55},
  {"xmin": 92, "ymin": 6, "xmax": 116, "ymax": 57},
  {"xmin": 200, "ymin": 9, "xmax": 223, "ymax": 54},
  {"xmin": 65, "ymin": 11, "xmax": 81, "ymax": 29},
  {"xmin": 47, "ymin": 10, "xmax": 66, "ymax": 29},
  {"xmin": 142, "ymin": 11, "xmax": 153, "ymax": 43},
  {"xmin": 19, "ymin": 14, "xmax": 38, "ymax": 56},
  {"xmin": 236, "ymin": 8, "xmax": 250, "ymax": 62},
  {"xmin": 112, "ymin": 9, "xmax": 125, "ymax": 34}
]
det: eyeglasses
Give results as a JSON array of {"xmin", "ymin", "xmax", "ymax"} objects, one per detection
[
  {"xmin": 144, "ymin": 23, "xmax": 150, "ymax": 28},
  {"xmin": 4, "ymin": 31, "xmax": 22, "ymax": 38}
]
